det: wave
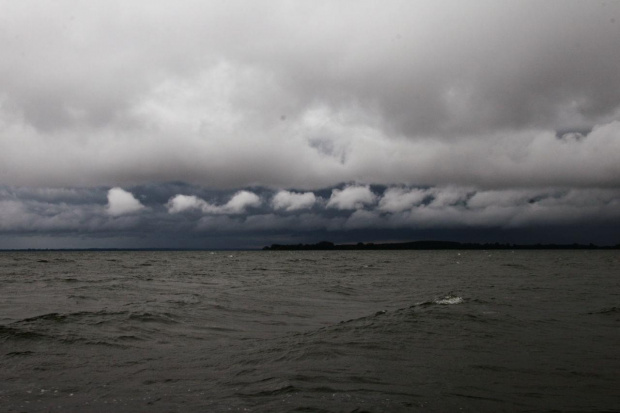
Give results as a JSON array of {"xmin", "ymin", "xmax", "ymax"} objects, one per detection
[
  {"xmin": 35, "ymin": 258, "xmax": 76, "ymax": 264},
  {"xmin": 222, "ymin": 293, "xmax": 479, "ymax": 411},
  {"xmin": 15, "ymin": 309, "xmax": 181, "ymax": 325},
  {"xmin": 0, "ymin": 325, "xmax": 47, "ymax": 341},
  {"xmin": 588, "ymin": 306, "xmax": 620, "ymax": 315},
  {"xmin": 327, "ymin": 293, "xmax": 467, "ymax": 329},
  {"xmin": 413, "ymin": 292, "xmax": 466, "ymax": 307},
  {"xmin": 1, "ymin": 309, "xmax": 183, "ymax": 348},
  {"xmin": 432, "ymin": 294, "xmax": 464, "ymax": 305},
  {"xmin": 0, "ymin": 324, "xmax": 129, "ymax": 348},
  {"xmin": 127, "ymin": 311, "xmax": 179, "ymax": 324},
  {"xmin": 323, "ymin": 285, "xmax": 358, "ymax": 296},
  {"xmin": 245, "ymin": 292, "xmax": 476, "ymax": 364}
]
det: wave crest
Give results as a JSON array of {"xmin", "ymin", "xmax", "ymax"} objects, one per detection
[{"xmin": 433, "ymin": 294, "xmax": 464, "ymax": 305}]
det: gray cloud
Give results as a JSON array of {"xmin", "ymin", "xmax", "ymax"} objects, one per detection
[
  {"xmin": 378, "ymin": 187, "xmax": 428, "ymax": 213},
  {"xmin": 0, "ymin": 2, "xmax": 619, "ymax": 247},
  {"xmin": 1, "ymin": 184, "xmax": 618, "ymax": 248},
  {"xmin": 0, "ymin": 1, "xmax": 619, "ymax": 190}
]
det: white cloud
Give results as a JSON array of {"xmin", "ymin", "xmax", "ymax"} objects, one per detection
[
  {"xmin": 378, "ymin": 187, "xmax": 428, "ymax": 213},
  {"xmin": 428, "ymin": 187, "xmax": 472, "ymax": 208},
  {"xmin": 467, "ymin": 189, "xmax": 550, "ymax": 209},
  {"xmin": 0, "ymin": 3, "xmax": 618, "ymax": 190},
  {"xmin": 326, "ymin": 185, "xmax": 377, "ymax": 210},
  {"xmin": 0, "ymin": 195, "xmax": 141, "ymax": 233},
  {"xmin": 106, "ymin": 187, "xmax": 145, "ymax": 216},
  {"xmin": 272, "ymin": 190, "xmax": 316, "ymax": 211},
  {"xmin": 166, "ymin": 194, "xmax": 207, "ymax": 214},
  {"xmin": 224, "ymin": 191, "xmax": 262, "ymax": 214},
  {"xmin": 167, "ymin": 190, "xmax": 261, "ymax": 215}
]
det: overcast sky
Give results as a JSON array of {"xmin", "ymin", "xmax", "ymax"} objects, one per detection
[{"xmin": 1, "ymin": 1, "xmax": 619, "ymax": 248}]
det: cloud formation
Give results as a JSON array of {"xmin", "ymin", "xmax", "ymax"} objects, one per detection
[
  {"xmin": 106, "ymin": 187, "xmax": 145, "ymax": 216},
  {"xmin": 1, "ymin": 184, "xmax": 619, "ymax": 248},
  {"xmin": 167, "ymin": 190, "xmax": 261, "ymax": 214},
  {"xmin": 327, "ymin": 185, "xmax": 377, "ymax": 210},
  {"xmin": 272, "ymin": 190, "xmax": 316, "ymax": 211},
  {"xmin": 0, "ymin": 2, "xmax": 618, "ymax": 190},
  {"xmin": 378, "ymin": 187, "xmax": 428, "ymax": 213},
  {"xmin": 0, "ymin": 2, "xmax": 619, "ymax": 248}
]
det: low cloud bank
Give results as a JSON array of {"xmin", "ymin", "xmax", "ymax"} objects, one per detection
[
  {"xmin": 1, "ymin": 3, "xmax": 619, "ymax": 190},
  {"xmin": 0, "ymin": 184, "xmax": 618, "ymax": 248}
]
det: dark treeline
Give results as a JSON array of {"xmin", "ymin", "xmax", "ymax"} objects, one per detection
[{"xmin": 263, "ymin": 240, "xmax": 620, "ymax": 251}]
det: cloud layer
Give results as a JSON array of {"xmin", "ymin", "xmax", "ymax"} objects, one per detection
[
  {"xmin": 0, "ymin": 1, "xmax": 619, "ymax": 190},
  {"xmin": 0, "ymin": 2, "xmax": 618, "ymax": 247},
  {"xmin": 1, "ymin": 184, "xmax": 619, "ymax": 248}
]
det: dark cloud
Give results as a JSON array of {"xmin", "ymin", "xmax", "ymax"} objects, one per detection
[
  {"xmin": 0, "ymin": 2, "xmax": 619, "ymax": 190},
  {"xmin": 1, "ymin": 184, "xmax": 618, "ymax": 248},
  {"xmin": 0, "ymin": 2, "xmax": 619, "ymax": 247}
]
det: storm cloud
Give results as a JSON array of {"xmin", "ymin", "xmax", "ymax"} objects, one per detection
[
  {"xmin": 0, "ymin": 1, "xmax": 619, "ymax": 247},
  {"xmin": 1, "ymin": 184, "xmax": 619, "ymax": 248}
]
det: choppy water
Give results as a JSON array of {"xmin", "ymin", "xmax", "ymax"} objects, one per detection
[{"xmin": 1, "ymin": 250, "xmax": 619, "ymax": 412}]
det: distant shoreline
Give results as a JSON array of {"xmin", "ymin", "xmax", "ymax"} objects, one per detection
[
  {"xmin": 263, "ymin": 240, "xmax": 620, "ymax": 251},
  {"xmin": 0, "ymin": 248, "xmax": 246, "ymax": 252},
  {"xmin": 0, "ymin": 241, "xmax": 618, "ymax": 252}
]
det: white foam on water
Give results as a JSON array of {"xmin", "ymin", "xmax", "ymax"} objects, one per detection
[{"xmin": 434, "ymin": 295, "xmax": 464, "ymax": 305}]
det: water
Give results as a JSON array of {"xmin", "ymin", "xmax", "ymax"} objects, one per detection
[{"xmin": 1, "ymin": 250, "xmax": 619, "ymax": 412}]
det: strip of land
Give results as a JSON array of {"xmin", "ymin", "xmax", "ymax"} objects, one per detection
[{"xmin": 263, "ymin": 241, "xmax": 619, "ymax": 251}]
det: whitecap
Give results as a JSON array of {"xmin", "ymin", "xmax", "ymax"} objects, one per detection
[{"xmin": 434, "ymin": 295, "xmax": 464, "ymax": 305}]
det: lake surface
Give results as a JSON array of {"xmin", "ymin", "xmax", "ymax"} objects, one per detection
[{"xmin": 1, "ymin": 250, "xmax": 619, "ymax": 412}]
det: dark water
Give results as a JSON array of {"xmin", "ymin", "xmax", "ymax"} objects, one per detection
[{"xmin": 1, "ymin": 250, "xmax": 619, "ymax": 412}]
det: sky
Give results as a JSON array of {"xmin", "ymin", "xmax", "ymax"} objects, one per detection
[{"xmin": 1, "ymin": 0, "xmax": 619, "ymax": 249}]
